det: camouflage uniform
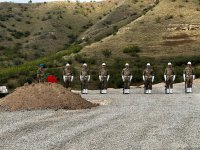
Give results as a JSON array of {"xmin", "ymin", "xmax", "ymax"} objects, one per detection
[
  {"xmin": 143, "ymin": 67, "xmax": 154, "ymax": 91},
  {"xmin": 63, "ymin": 66, "xmax": 73, "ymax": 89},
  {"xmin": 80, "ymin": 66, "xmax": 90, "ymax": 93},
  {"xmin": 37, "ymin": 68, "xmax": 45, "ymax": 83},
  {"xmin": 184, "ymin": 66, "xmax": 195, "ymax": 88},
  {"xmin": 121, "ymin": 68, "xmax": 132, "ymax": 90},
  {"xmin": 164, "ymin": 67, "xmax": 175, "ymax": 89},
  {"xmin": 99, "ymin": 67, "xmax": 109, "ymax": 93}
]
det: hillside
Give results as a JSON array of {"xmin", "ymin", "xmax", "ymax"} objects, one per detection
[
  {"xmin": 0, "ymin": 0, "xmax": 158, "ymax": 68},
  {"xmin": 0, "ymin": 0, "xmax": 120, "ymax": 67},
  {"xmin": 0, "ymin": 0, "xmax": 200, "ymax": 90},
  {"xmin": 81, "ymin": 0, "xmax": 200, "ymax": 57}
]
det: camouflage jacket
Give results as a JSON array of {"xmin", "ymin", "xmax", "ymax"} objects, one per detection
[
  {"xmin": 37, "ymin": 69, "xmax": 45, "ymax": 77},
  {"xmin": 164, "ymin": 67, "xmax": 175, "ymax": 76},
  {"xmin": 143, "ymin": 68, "xmax": 154, "ymax": 78},
  {"xmin": 99, "ymin": 68, "xmax": 109, "ymax": 77},
  {"xmin": 122, "ymin": 68, "xmax": 131, "ymax": 76},
  {"xmin": 63, "ymin": 67, "xmax": 73, "ymax": 76},
  {"xmin": 80, "ymin": 68, "xmax": 90, "ymax": 77},
  {"xmin": 184, "ymin": 67, "xmax": 194, "ymax": 76}
]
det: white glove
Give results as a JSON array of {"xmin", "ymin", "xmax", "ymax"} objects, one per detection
[
  {"xmin": 63, "ymin": 76, "xmax": 66, "ymax": 82},
  {"xmin": 107, "ymin": 75, "xmax": 110, "ymax": 82},
  {"xmin": 152, "ymin": 76, "xmax": 155, "ymax": 82},
  {"xmin": 71, "ymin": 76, "xmax": 74, "ymax": 82},
  {"xmin": 88, "ymin": 75, "xmax": 90, "ymax": 82},
  {"xmin": 142, "ymin": 75, "xmax": 145, "ymax": 81},
  {"xmin": 80, "ymin": 75, "xmax": 83, "ymax": 81},
  {"xmin": 164, "ymin": 75, "xmax": 166, "ymax": 81},
  {"xmin": 173, "ymin": 75, "xmax": 176, "ymax": 82},
  {"xmin": 183, "ymin": 74, "xmax": 185, "ymax": 81},
  {"xmin": 130, "ymin": 75, "xmax": 132, "ymax": 82},
  {"xmin": 99, "ymin": 75, "xmax": 101, "ymax": 81},
  {"xmin": 122, "ymin": 76, "xmax": 124, "ymax": 82},
  {"xmin": 193, "ymin": 75, "xmax": 195, "ymax": 80}
]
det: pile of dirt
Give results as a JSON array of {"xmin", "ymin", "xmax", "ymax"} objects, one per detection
[{"xmin": 0, "ymin": 83, "xmax": 98, "ymax": 111}]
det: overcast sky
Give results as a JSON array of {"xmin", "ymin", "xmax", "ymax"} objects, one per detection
[{"xmin": 0, "ymin": 0, "xmax": 103, "ymax": 3}]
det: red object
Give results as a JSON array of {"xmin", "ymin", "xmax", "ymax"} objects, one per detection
[{"xmin": 47, "ymin": 75, "xmax": 58, "ymax": 83}]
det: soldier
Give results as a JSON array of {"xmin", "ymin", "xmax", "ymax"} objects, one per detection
[
  {"xmin": 143, "ymin": 63, "xmax": 154, "ymax": 94},
  {"xmin": 63, "ymin": 63, "xmax": 74, "ymax": 90},
  {"xmin": 121, "ymin": 63, "xmax": 132, "ymax": 94},
  {"xmin": 183, "ymin": 62, "xmax": 195, "ymax": 93},
  {"xmin": 80, "ymin": 63, "xmax": 90, "ymax": 94},
  {"xmin": 164, "ymin": 62, "xmax": 176, "ymax": 94},
  {"xmin": 37, "ymin": 64, "xmax": 46, "ymax": 83},
  {"xmin": 99, "ymin": 63, "xmax": 110, "ymax": 94}
]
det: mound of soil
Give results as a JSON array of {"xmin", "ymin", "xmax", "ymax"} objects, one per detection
[{"xmin": 0, "ymin": 83, "xmax": 98, "ymax": 111}]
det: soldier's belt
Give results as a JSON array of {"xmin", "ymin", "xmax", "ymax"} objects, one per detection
[
  {"xmin": 145, "ymin": 76, "xmax": 152, "ymax": 78},
  {"xmin": 82, "ymin": 76, "xmax": 88, "ymax": 77},
  {"xmin": 166, "ymin": 75, "xmax": 174, "ymax": 77},
  {"xmin": 186, "ymin": 75, "xmax": 193, "ymax": 77}
]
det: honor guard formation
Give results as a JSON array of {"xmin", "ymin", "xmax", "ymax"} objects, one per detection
[{"xmin": 36, "ymin": 61, "xmax": 196, "ymax": 94}]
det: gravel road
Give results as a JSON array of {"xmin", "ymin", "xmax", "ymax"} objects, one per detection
[{"xmin": 0, "ymin": 82, "xmax": 200, "ymax": 150}]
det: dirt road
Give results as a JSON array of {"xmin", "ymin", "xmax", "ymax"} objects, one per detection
[{"xmin": 0, "ymin": 82, "xmax": 200, "ymax": 150}]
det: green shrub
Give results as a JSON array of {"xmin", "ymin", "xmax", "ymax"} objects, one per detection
[
  {"xmin": 102, "ymin": 49, "xmax": 112, "ymax": 58},
  {"xmin": 25, "ymin": 21, "xmax": 31, "ymax": 24},
  {"xmin": 123, "ymin": 46, "xmax": 140, "ymax": 57},
  {"xmin": 74, "ymin": 54, "xmax": 86, "ymax": 63},
  {"xmin": 6, "ymin": 79, "xmax": 19, "ymax": 89},
  {"xmin": 11, "ymin": 31, "xmax": 24, "ymax": 39},
  {"xmin": 165, "ymin": 14, "xmax": 174, "ymax": 20}
]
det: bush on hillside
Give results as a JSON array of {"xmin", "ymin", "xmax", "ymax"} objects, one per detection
[
  {"xmin": 102, "ymin": 49, "xmax": 112, "ymax": 58},
  {"xmin": 123, "ymin": 46, "xmax": 141, "ymax": 57}
]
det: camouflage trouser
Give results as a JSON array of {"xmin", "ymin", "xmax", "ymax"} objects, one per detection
[
  {"xmin": 124, "ymin": 77, "xmax": 131, "ymax": 89},
  {"xmin": 166, "ymin": 76, "xmax": 173, "ymax": 89},
  {"xmin": 64, "ymin": 76, "xmax": 72, "ymax": 88},
  {"xmin": 186, "ymin": 77, "xmax": 193, "ymax": 88},
  {"xmin": 81, "ymin": 77, "xmax": 89, "ymax": 90},
  {"xmin": 100, "ymin": 77, "xmax": 108, "ymax": 90},
  {"xmin": 144, "ymin": 78, "xmax": 152, "ymax": 90},
  {"xmin": 38, "ymin": 76, "xmax": 45, "ymax": 83}
]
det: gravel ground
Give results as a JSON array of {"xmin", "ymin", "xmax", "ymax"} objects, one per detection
[{"xmin": 0, "ymin": 82, "xmax": 200, "ymax": 150}]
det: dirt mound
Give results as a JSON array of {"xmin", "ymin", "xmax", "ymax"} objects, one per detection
[{"xmin": 0, "ymin": 83, "xmax": 98, "ymax": 111}]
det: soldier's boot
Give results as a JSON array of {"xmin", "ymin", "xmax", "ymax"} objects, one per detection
[
  {"xmin": 145, "ymin": 90, "xmax": 149, "ymax": 94},
  {"xmin": 166, "ymin": 89, "xmax": 170, "ymax": 94},
  {"xmin": 149, "ymin": 90, "xmax": 152, "ymax": 94},
  {"xmin": 186, "ymin": 88, "xmax": 190, "ymax": 93},
  {"xmin": 82, "ymin": 89, "xmax": 85, "ymax": 94},
  {"xmin": 101, "ymin": 89, "xmax": 104, "ymax": 94},
  {"xmin": 189, "ymin": 88, "xmax": 192, "ymax": 93},
  {"xmin": 83, "ymin": 89, "xmax": 88, "ymax": 94},
  {"xmin": 102, "ymin": 89, "xmax": 107, "ymax": 94},
  {"xmin": 124, "ymin": 89, "xmax": 130, "ymax": 94},
  {"xmin": 169, "ymin": 89, "xmax": 173, "ymax": 94},
  {"xmin": 144, "ymin": 87, "xmax": 148, "ymax": 94}
]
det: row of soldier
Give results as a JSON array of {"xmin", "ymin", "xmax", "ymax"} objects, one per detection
[{"xmin": 37, "ymin": 61, "xmax": 195, "ymax": 94}]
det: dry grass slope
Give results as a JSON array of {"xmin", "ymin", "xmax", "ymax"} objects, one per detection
[{"xmin": 80, "ymin": 0, "xmax": 200, "ymax": 58}]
